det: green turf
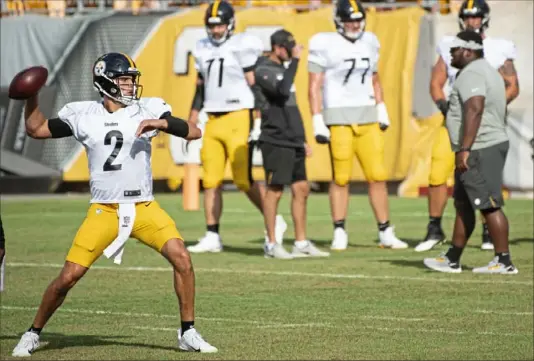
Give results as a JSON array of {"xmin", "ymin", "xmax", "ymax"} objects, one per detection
[{"xmin": 1, "ymin": 193, "xmax": 533, "ymax": 360}]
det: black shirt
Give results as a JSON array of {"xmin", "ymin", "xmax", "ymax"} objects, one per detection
[{"xmin": 254, "ymin": 56, "xmax": 306, "ymax": 148}]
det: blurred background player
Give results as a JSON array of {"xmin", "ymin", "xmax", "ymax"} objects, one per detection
[
  {"xmin": 186, "ymin": 0, "xmax": 287, "ymax": 254},
  {"xmin": 308, "ymin": 0, "xmax": 408, "ymax": 251},
  {"xmin": 255, "ymin": 29, "xmax": 330, "ymax": 259},
  {"xmin": 11, "ymin": 53, "xmax": 217, "ymax": 356},
  {"xmin": 416, "ymin": 0, "xmax": 520, "ymax": 252}
]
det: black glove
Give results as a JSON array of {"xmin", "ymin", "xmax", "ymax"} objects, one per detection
[{"xmin": 435, "ymin": 99, "xmax": 449, "ymax": 117}]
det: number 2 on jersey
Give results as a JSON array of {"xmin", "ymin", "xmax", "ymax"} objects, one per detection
[
  {"xmin": 103, "ymin": 130, "xmax": 123, "ymax": 172},
  {"xmin": 343, "ymin": 57, "xmax": 371, "ymax": 85},
  {"xmin": 206, "ymin": 58, "xmax": 225, "ymax": 87}
]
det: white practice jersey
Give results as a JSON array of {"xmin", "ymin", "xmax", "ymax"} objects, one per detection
[
  {"xmin": 438, "ymin": 35, "xmax": 516, "ymax": 95},
  {"xmin": 58, "ymin": 97, "xmax": 171, "ymax": 204},
  {"xmin": 193, "ymin": 33, "xmax": 263, "ymax": 112},
  {"xmin": 308, "ymin": 31, "xmax": 380, "ymax": 109}
]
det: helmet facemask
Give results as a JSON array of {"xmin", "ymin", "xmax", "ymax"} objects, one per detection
[
  {"xmin": 94, "ymin": 70, "xmax": 143, "ymax": 106},
  {"xmin": 334, "ymin": 6, "xmax": 366, "ymax": 41},
  {"xmin": 206, "ymin": 17, "xmax": 235, "ymax": 45}
]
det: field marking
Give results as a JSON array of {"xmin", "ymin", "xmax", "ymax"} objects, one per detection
[
  {"xmin": 1, "ymin": 305, "xmax": 282, "ymax": 326},
  {"xmin": 474, "ymin": 309, "xmax": 534, "ymax": 316},
  {"xmin": 3, "ymin": 306, "xmax": 530, "ymax": 338},
  {"xmin": 7, "ymin": 262, "xmax": 533, "ymax": 286}
]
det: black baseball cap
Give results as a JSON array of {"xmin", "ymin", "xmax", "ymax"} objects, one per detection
[{"xmin": 270, "ymin": 29, "xmax": 296, "ymax": 53}]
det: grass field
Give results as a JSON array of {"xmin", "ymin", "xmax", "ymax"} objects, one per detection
[{"xmin": 0, "ymin": 193, "xmax": 533, "ymax": 360}]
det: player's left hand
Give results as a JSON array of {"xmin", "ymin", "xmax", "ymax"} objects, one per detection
[
  {"xmin": 304, "ymin": 143, "xmax": 313, "ymax": 157},
  {"xmin": 135, "ymin": 119, "xmax": 167, "ymax": 137},
  {"xmin": 455, "ymin": 150, "xmax": 470, "ymax": 172},
  {"xmin": 376, "ymin": 102, "xmax": 390, "ymax": 131}
]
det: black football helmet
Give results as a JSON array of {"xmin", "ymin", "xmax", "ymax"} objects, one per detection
[
  {"xmin": 458, "ymin": 0, "xmax": 490, "ymax": 34},
  {"xmin": 334, "ymin": 0, "xmax": 366, "ymax": 40},
  {"xmin": 92, "ymin": 52, "xmax": 142, "ymax": 106},
  {"xmin": 205, "ymin": 0, "xmax": 235, "ymax": 45}
]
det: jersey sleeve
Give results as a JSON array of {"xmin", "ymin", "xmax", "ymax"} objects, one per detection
[
  {"xmin": 502, "ymin": 39, "xmax": 517, "ymax": 60},
  {"xmin": 237, "ymin": 34, "xmax": 263, "ymax": 70},
  {"xmin": 456, "ymin": 70, "xmax": 487, "ymax": 102},
  {"xmin": 308, "ymin": 33, "xmax": 328, "ymax": 72},
  {"xmin": 366, "ymin": 32, "xmax": 381, "ymax": 72},
  {"xmin": 192, "ymin": 40, "xmax": 203, "ymax": 71},
  {"xmin": 436, "ymin": 37, "xmax": 452, "ymax": 60},
  {"xmin": 57, "ymin": 102, "xmax": 84, "ymax": 140},
  {"xmin": 141, "ymin": 97, "xmax": 173, "ymax": 138}
]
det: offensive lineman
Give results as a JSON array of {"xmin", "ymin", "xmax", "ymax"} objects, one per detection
[
  {"xmin": 12, "ymin": 53, "xmax": 217, "ymax": 356},
  {"xmin": 186, "ymin": 0, "xmax": 287, "ymax": 253},
  {"xmin": 308, "ymin": 0, "xmax": 407, "ymax": 250},
  {"xmin": 415, "ymin": 0, "xmax": 519, "ymax": 252}
]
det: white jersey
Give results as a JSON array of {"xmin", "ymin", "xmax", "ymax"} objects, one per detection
[
  {"xmin": 58, "ymin": 97, "xmax": 171, "ymax": 204},
  {"xmin": 437, "ymin": 35, "xmax": 516, "ymax": 95},
  {"xmin": 308, "ymin": 31, "xmax": 380, "ymax": 109},
  {"xmin": 193, "ymin": 33, "xmax": 263, "ymax": 112}
]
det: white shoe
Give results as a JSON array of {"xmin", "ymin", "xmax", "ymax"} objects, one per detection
[
  {"xmin": 292, "ymin": 241, "xmax": 330, "ymax": 258},
  {"xmin": 472, "ymin": 256, "xmax": 518, "ymax": 275},
  {"xmin": 423, "ymin": 253, "xmax": 462, "ymax": 273},
  {"xmin": 275, "ymin": 214, "xmax": 288, "ymax": 245},
  {"xmin": 264, "ymin": 243, "xmax": 293, "ymax": 259},
  {"xmin": 12, "ymin": 331, "xmax": 40, "ymax": 357},
  {"xmin": 187, "ymin": 231, "xmax": 222, "ymax": 253},
  {"xmin": 178, "ymin": 328, "xmax": 218, "ymax": 353},
  {"xmin": 481, "ymin": 242, "xmax": 495, "ymax": 251},
  {"xmin": 378, "ymin": 226, "xmax": 408, "ymax": 249},
  {"xmin": 331, "ymin": 228, "xmax": 348, "ymax": 250}
]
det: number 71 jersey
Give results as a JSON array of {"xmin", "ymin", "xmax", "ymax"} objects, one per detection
[
  {"xmin": 308, "ymin": 31, "xmax": 380, "ymax": 109},
  {"xmin": 193, "ymin": 33, "xmax": 263, "ymax": 112},
  {"xmin": 57, "ymin": 97, "xmax": 171, "ymax": 204}
]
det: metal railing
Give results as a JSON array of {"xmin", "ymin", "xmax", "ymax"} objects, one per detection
[{"xmin": 2, "ymin": 0, "xmax": 440, "ymax": 17}]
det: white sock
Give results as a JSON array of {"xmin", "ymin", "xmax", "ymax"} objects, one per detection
[{"xmin": 294, "ymin": 240, "xmax": 309, "ymax": 249}]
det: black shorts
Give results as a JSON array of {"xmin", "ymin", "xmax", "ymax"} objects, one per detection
[
  {"xmin": 454, "ymin": 141, "xmax": 509, "ymax": 210},
  {"xmin": 260, "ymin": 142, "xmax": 307, "ymax": 186}
]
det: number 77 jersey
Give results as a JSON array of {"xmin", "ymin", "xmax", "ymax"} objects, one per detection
[
  {"xmin": 308, "ymin": 31, "xmax": 380, "ymax": 109},
  {"xmin": 57, "ymin": 97, "xmax": 171, "ymax": 204}
]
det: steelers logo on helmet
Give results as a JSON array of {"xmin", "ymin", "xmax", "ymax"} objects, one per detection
[
  {"xmin": 204, "ymin": 0, "xmax": 235, "ymax": 45},
  {"xmin": 93, "ymin": 60, "xmax": 106, "ymax": 77},
  {"xmin": 458, "ymin": 0, "xmax": 490, "ymax": 34},
  {"xmin": 334, "ymin": 0, "xmax": 367, "ymax": 41}
]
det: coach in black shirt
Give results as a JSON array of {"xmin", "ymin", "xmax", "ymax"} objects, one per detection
[{"xmin": 255, "ymin": 29, "xmax": 329, "ymax": 259}]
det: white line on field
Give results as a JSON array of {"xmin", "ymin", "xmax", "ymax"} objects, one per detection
[
  {"xmin": 7, "ymin": 262, "xmax": 533, "ymax": 286},
  {"xmin": 3, "ymin": 306, "xmax": 530, "ymax": 337},
  {"xmin": 474, "ymin": 309, "xmax": 533, "ymax": 316},
  {"xmin": 0, "ymin": 306, "xmax": 278, "ymax": 326}
]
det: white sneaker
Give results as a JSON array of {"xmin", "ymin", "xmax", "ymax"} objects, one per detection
[
  {"xmin": 12, "ymin": 331, "xmax": 40, "ymax": 357},
  {"xmin": 423, "ymin": 253, "xmax": 462, "ymax": 273},
  {"xmin": 187, "ymin": 231, "xmax": 222, "ymax": 253},
  {"xmin": 178, "ymin": 328, "xmax": 217, "ymax": 353},
  {"xmin": 378, "ymin": 226, "xmax": 408, "ymax": 249},
  {"xmin": 264, "ymin": 243, "xmax": 293, "ymax": 259},
  {"xmin": 292, "ymin": 241, "xmax": 330, "ymax": 258},
  {"xmin": 275, "ymin": 214, "xmax": 288, "ymax": 245},
  {"xmin": 481, "ymin": 242, "xmax": 495, "ymax": 251},
  {"xmin": 331, "ymin": 228, "xmax": 348, "ymax": 250},
  {"xmin": 472, "ymin": 256, "xmax": 519, "ymax": 275}
]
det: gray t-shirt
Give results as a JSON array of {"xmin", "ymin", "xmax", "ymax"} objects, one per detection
[{"xmin": 446, "ymin": 58, "xmax": 508, "ymax": 151}]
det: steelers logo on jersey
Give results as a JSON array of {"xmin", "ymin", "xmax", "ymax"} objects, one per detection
[{"xmin": 94, "ymin": 60, "xmax": 106, "ymax": 76}]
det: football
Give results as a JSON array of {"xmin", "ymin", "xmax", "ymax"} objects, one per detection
[{"xmin": 8, "ymin": 66, "xmax": 48, "ymax": 100}]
